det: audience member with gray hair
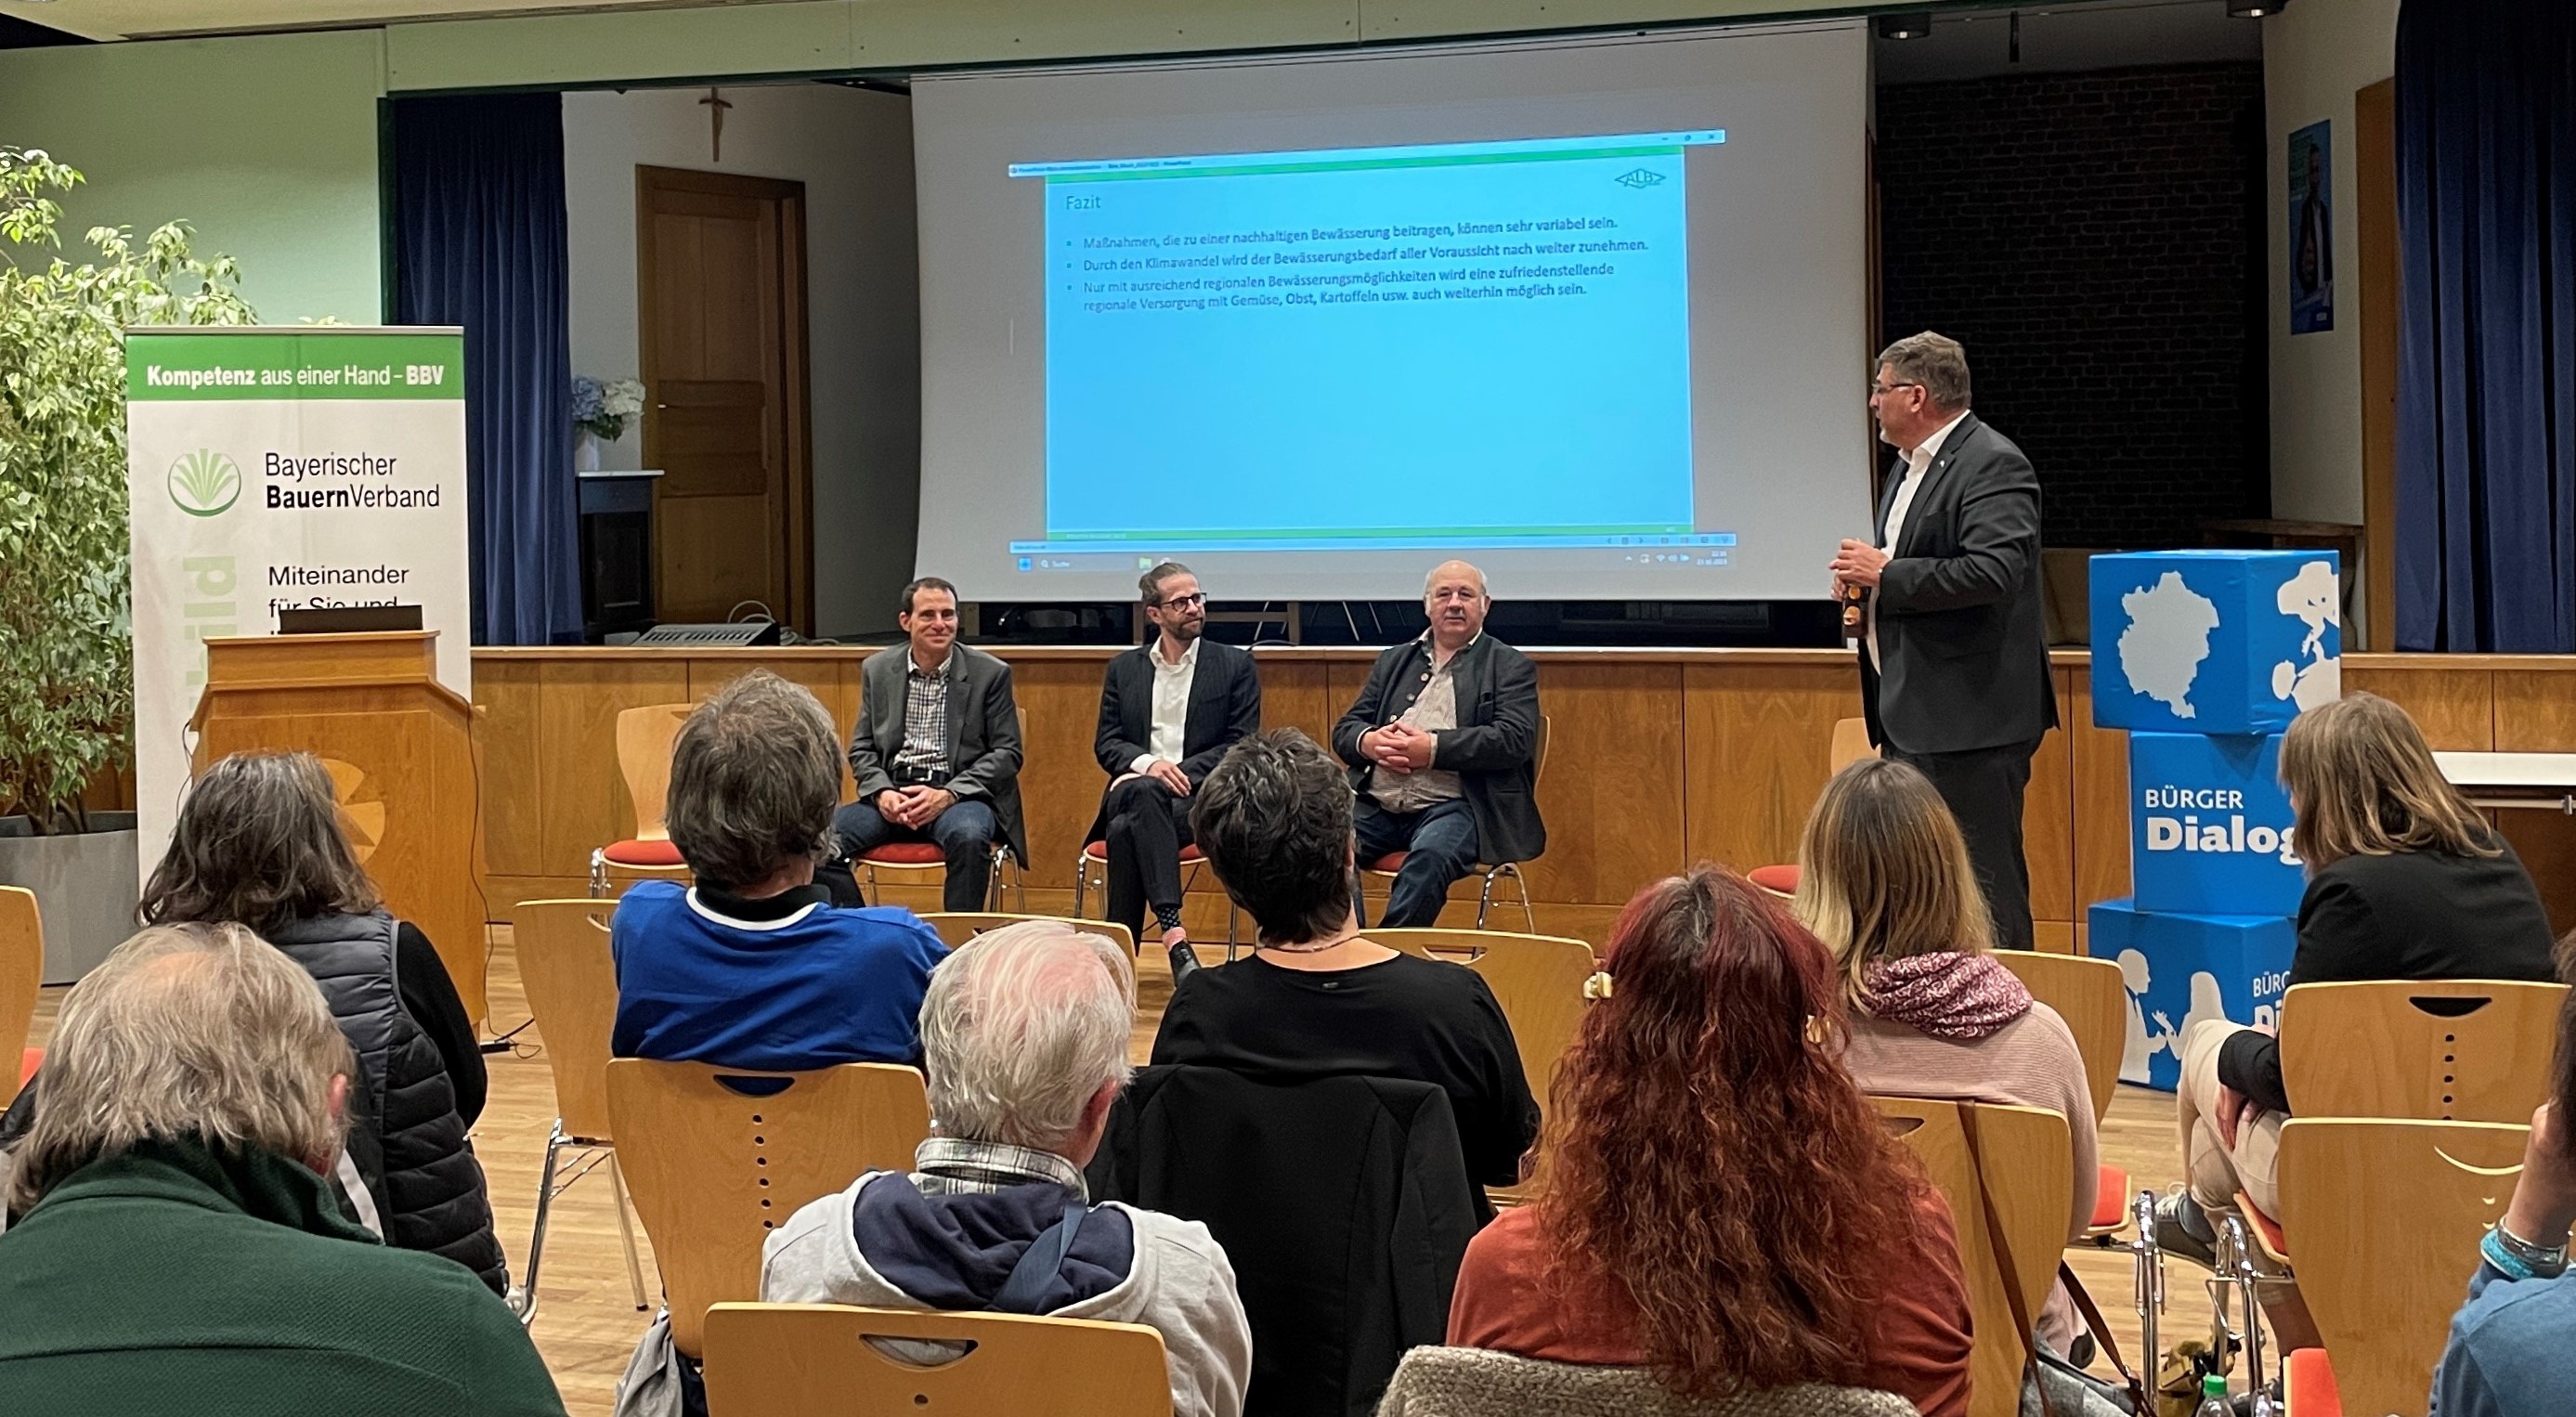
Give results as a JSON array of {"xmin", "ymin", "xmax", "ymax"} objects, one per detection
[
  {"xmin": 762, "ymin": 919, "xmax": 1251, "ymax": 1417},
  {"xmin": 611, "ymin": 670, "xmax": 948, "ymax": 1072},
  {"xmin": 0, "ymin": 924, "xmax": 566, "ymax": 1415}
]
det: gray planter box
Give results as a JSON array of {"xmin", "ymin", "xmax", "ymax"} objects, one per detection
[{"xmin": 0, "ymin": 812, "xmax": 141, "ymax": 984}]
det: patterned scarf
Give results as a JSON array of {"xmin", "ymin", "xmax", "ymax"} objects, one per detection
[{"xmin": 1861, "ymin": 951, "xmax": 2034, "ymax": 1040}]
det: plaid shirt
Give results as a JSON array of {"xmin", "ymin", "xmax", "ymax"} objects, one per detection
[
  {"xmin": 891, "ymin": 653, "xmax": 954, "ymax": 786},
  {"xmin": 909, "ymin": 1137, "xmax": 1089, "ymax": 1200}
]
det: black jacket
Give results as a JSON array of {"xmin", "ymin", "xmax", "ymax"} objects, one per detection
[
  {"xmin": 1086, "ymin": 1066, "xmax": 1478, "ymax": 1417},
  {"xmin": 2218, "ymin": 838, "xmax": 2562, "ymax": 1114},
  {"xmin": 264, "ymin": 910, "xmax": 510, "ymax": 1294},
  {"xmin": 1858, "ymin": 411, "xmax": 2059, "ymax": 755},
  {"xmin": 1331, "ymin": 635, "xmax": 1545, "ymax": 867},
  {"xmin": 1086, "ymin": 640, "xmax": 1262, "ymax": 839}
]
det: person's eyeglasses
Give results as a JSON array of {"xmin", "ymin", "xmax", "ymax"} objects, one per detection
[
  {"xmin": 1159, "ymin": 592, "xmax": 1207, "ymax": 610},
  {"xmin": 1868, "ymin": 380, "xmax": 1924, "ymax": 398}
]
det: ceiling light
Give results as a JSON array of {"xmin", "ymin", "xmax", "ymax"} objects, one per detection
[
  {"xmin": 2227, "ymin": 0, "xmax": 2288, "ymax": 16},
  {"xmin": 1874, "ymin": 11, "xmax": 1934, "ymax": 39}
]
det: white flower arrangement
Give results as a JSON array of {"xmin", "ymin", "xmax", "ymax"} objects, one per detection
[{"xmin": 571, "ymin": 375, "xmax": 647, "ymax": 442}]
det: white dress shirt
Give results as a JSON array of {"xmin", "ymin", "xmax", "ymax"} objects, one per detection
[
  {"xmin": 1867, "ymin": 408, "xmax": 1971, "ymax": 672},
  {"xmin": 1130, "ymin": 635, "xmax": 1202, "ymax": 774}
]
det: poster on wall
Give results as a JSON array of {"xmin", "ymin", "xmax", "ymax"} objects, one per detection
[
  {"xmin": 2288, "ymin": 120, "xmax": 2333, "ymax": 335},
  {"xmin": 124, "ymin": 326, "xmax": 472, "ymax": 876}
]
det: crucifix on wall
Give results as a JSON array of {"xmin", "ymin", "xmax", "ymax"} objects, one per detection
[{"xmin": 698, "ymin": 86, "xmax": 733, "ymax": 162}]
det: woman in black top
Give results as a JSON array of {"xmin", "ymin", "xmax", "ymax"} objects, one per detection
[
  {"xmin": 2159, "ymin": 692, "xmax": 2560, "ymax": 1262},
  {"xmin": 1152, "ymin": 730, "xmax": 1540, "ymax": 1204}
]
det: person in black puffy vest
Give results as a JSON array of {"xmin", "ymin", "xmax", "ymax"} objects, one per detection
[{"xmin": 135, "ymin": 750, "xmax": 508, "ymax": 1294}]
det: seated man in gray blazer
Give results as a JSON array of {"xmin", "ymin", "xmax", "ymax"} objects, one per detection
[
  {"xmin": 833, "ymin": 577, "xmax": 1028, "ymax": 912},
  {"xmin": 1331, "ymin": 561, "xmax": 1544, "ymax": 928}
]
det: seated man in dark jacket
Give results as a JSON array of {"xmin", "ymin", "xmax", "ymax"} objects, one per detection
[{"xmin": 0, "ymin": 922, "xmax": 565, "ymax": 1416}]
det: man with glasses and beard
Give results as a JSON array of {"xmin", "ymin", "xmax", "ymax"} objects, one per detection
[{"xmin": 1089, "ymin": 563, "xmax": 1261, "ymax": 977}]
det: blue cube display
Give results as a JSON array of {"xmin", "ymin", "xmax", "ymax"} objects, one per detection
[
  {"xmin": 2128, "ymin": 733, "xmax": 2307, "ymax": 918},
  {"xmin": 2088, "ymin": 899, "xmax": 2296, "ymax": 1091},
  {"xmin": 2088, "ymin": 551, "xmax": 2342, "ymax": 735}
]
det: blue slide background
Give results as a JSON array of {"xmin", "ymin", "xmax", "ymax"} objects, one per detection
[{"xmin": 1038, "ymin": 138, "xmax": 1695, "ymax": 545}]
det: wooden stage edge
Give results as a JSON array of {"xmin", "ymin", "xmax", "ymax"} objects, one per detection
[{"xmin": 467, "ymin": 646, "xmax": 2576, "ymax": 943}]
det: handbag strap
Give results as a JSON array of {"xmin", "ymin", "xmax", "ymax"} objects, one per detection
[
  {"xmin": 990, "ymin": 1201, "xmax": 1088, "ymax": 1315},
  {"xmin": 1955, "ymin": 1102, "xmax": 2057, "ymax": 1417},
  {"xmin": 2059, "ymin": 1257, "xmax": 2151, "ymax": 1408}
]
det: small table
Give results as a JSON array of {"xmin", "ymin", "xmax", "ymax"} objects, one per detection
[{"xmin": 2433, "ymin": 751, "xmax": 2576, "ymax": 814}]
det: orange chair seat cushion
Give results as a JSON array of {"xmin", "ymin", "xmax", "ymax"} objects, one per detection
[
  {"xmin": 602, "ymin": 838, "xmax": 687, "ymax": 868},
  {"xmin": 862, "ymin": 842, "xmax": 949, "ymax": 866},
  {"xmin": 20, "ymin": 1047, "xmax": 40, "ymax": 1088},
  {"xmin": 2284, "ymin": 1347, "xmax": 2339, "ymax": 1417},
  {"xmin": 2092, "ymin": 1165, "xmax": 2129, "ymax": 1230},
  {"xmin": 1084, "ymin": 840, "xmax": 1203, "ymax": 864},
  {"xmin": 1366, "ymin": 852, "xmax": 1408, "ymax": 874},
  {"xmin": 1747, "ymin": 864, "xmax": 1801, "ymax": 894},
  {"xmin": 2242, "ymin": 1193, "xmax": 2290, "ymax": 1259}
]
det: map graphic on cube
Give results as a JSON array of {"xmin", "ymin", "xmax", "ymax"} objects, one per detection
[
  {"xmin": 2088, "ymin": 551, "xmax": 2341, "ymax": 735},
  {"xmin": 2088, "ymin": 899, "xmax": 2296, "ymax": 1091},
  {"xmin": 2128, "ymin": 733, "xmax": 2305, "ymax": 918}
]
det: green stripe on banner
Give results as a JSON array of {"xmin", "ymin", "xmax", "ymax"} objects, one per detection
[{"xmin": 125, "ymin": 331, "xmax": 465, "ymax": 401}]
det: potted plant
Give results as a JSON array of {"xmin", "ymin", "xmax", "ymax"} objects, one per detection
[{"xmin": 0, "ymin": 147, "xmax": 254, "ymax": 981}]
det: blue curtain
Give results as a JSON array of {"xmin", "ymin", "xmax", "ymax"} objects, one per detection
[
  {"xmin": 391, "ymin": 93, "xmax": 583, "ymax": 647},
  {"xmin": 2395, "ymin": 0, "xmax": 2576, "ymax": 651}
]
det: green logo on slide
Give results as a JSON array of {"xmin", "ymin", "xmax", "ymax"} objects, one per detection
[{"xmin": 168, "ymin": 448, "xmax": 242, "ymax": 516}]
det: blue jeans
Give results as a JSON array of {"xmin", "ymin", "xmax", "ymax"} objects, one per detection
[
  {"xmin": 832, "ymin": 797, "xmax": 999, "ymax": 913},
  {"xmin": 1353, "ymin": 795, "xmax": 1479, "ymax": 929}
]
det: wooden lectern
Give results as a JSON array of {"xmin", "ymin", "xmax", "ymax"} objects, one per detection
[{"xmin": 192, "ymin": 632, "xmax": 488, "ymax": 1028}]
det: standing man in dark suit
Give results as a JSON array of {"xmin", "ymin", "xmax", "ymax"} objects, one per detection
[
  {"xmin": 1333, "ymin": 561, "xmax": 1544, "ymax": 929},
  {"xmin": 1090, "ymin": 562, "xmax": 1261, "ymax": 972},
  {"xmin": 1829, "ymin": 332, "xmax": 2056, "ymax": 949},
  {"xmin": 834, "ymin": 577, "xmax": 1028, "ymax": 912}
]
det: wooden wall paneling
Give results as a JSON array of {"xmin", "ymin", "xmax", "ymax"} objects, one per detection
[
  {"xmin": 2491, "ymin": 668, "xmax": 2576, "ymax": 935},
  {"xmin": 537, "ymin": 658, "xmax": 693, "ymax": 878},
  {"xmin": 2343, "ymin": 664, "xmax": 2494, "ymax": 749},
  {"xmin": 1256, "ymin": 656, "xmax": 1335, "ymax": 748},
  {"xmin": 1005, "ymin": 659, "xmax": 1112, "ymax": 893},
  {"xmin": 474, "ymin": 659, "xmax": 548, "ymax": 879},
  {"xmin": 2069, "ymin": 675, "xmax": 2131, "ymax": 918},
  {"xmin": 2023, "ymin": 668, "xmax": 2078, "ymax": 929},
  {"xmin": 1680, "ymin": 662, "xmax": 1859, "ymax": 878},
  {"xmin": 1522, "ymin": 663, "xmax": 1687, "ymax": 908}
]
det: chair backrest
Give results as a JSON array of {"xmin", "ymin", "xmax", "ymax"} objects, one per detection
[
  {"xmin": 1871, "ymin": 1098, "xmax": 2071, "ymax": 1417},
  {"xmin": 616, "ymin": 703, "xmax": 695, "ymax": 840},
  {"xmin": 1366, "ymin": 929, "xmax": 1600, "ymax": 1112},
  {"xmin": 917, "ymin": 912, "xmax": 1135, "ymax": 956},
  {"xmin": 1378, "ymin": 1346, "xmax": 1918, "ymax": 1417},
  {"xmin": 512, "ymin": 899, "xmax": 621, "ymax": 1141},
  {"xmin": 606, "ymin": 1058, "xmax": 932, "ymax": 1358},
  {"xmin": 0, "ymin": 886, "xmax": 39, "ymax": 1107},
  {"xmin": 1994, "ymin": 951, "xmax": 2125, "ymax": 1124},
  {"xmin": 2274, "ymin": 1118, "xmax": 2528, "ymax": 1417},
  {"xmin": 1828, "ymin": 717, "xmax": 1877, "ymax": 773},
  {"xmin": 2281, "ymin": 980, "xmax": 2569, "ymax": 1122},
  {"xmin": 702, "ymin": 1303, "xmax": 1172, "ymax": 1417},
  {"xmin": 1533, "ymin": 713, "xmax": 1553, "ymax": 789}
]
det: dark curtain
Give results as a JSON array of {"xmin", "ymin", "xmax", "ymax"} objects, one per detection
[
  {"xmin": 2395, "ymin": 0, "xmax": 2576, "ymax": 651},
  {"xmin": 391, "ymin": 93, "xmax": 583, "ymax": 647}
]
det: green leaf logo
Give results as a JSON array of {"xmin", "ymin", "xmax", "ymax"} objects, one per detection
[{"xmin": 167, "ymin": 449, "xmax": 241, "ymax": 516}]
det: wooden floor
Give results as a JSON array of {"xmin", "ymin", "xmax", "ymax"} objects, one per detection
[{"xmin": 29, "ymin": 930, "xmax": 2202, "ymax": 1416}]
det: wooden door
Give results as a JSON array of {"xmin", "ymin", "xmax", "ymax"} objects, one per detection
[{"xmin": 636, "ymin": 166, "xmax": 813, "ymax": 631}]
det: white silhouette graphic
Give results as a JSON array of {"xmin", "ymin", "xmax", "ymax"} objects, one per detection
[
  {"xmin": 2119, "ymin": 947, "xmax": 2231, "ymax": 1085},
  {"xmin": 2269, "ymin": 559, "xmax": 2342, "ymax": 711},
  {"xmin": 2117, "ymin": 571, "xmax": 2221, "ymax": 718}
]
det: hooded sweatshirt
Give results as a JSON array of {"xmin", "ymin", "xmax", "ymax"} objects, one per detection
[{"xmin": 761, "ymin": 1155, "xmax": 1251, "ymax": 1417}]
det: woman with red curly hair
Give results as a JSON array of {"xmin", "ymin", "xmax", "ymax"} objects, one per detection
[{"xmin": 1444, "ymin": 865, "xmax": 1973, "ymax": 1415}]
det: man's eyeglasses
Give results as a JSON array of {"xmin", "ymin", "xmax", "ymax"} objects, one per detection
[
  {"xmin": 1158, "ymin": 592, "xmax": 1207, "ymax": 611},
  {"xmin": 1869, "ymin": 380, "xmax": 1924, "ymax": 398}
]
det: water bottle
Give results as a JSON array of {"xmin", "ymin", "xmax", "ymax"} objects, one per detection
[{"xmin": 2194, "ymin": 1372, "xmax": 2231, "ymax": 1417}]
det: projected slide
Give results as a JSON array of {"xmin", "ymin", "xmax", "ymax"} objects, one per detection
[{"xmin": 1011, "ymin": 132, "xmax": 1724, "ymax": 555}]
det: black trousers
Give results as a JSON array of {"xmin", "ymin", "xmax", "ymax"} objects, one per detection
[
  {"xmin": 1100, "ymin": 774, "xmax": 1193, "ymax": 943},
  {"xmin": 1885, "ymin": 736, "xmax": 2041, "ymax": 951}
]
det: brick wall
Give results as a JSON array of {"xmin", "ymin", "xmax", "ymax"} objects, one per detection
[{"xmin": 1878, "ymin": 62, "xmax": 2268, "ymax": 550}]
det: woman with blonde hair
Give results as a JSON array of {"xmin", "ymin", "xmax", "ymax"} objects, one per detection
[
  {"xmin": 1792, "ymin": 756, "xmax": 2097, "ymax": 1353},
  {"xmin": 2156, "ymin": 692, "xmax": 2559, "ymax": 1265}
]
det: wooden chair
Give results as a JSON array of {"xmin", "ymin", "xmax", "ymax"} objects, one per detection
[
  {"xmin": 1748, "ymin": 718, "xmax": 1876, "ymax": 896},
  {"xmin": 1359, "ymin": 715, "xmax": 1551, "ymax": 931},
  {"xmin": 607, "ymin": 1059, "xmax": 932, "ymax": 1358},
  {"xmin": 917, "ymin": 912, "xmax": 1135, "ymax": 956},
  {"xmin": 590, "ymin": 703, "xmax": 695, "ymax": 895},
  {"xmin": 1873, "ymin": 1098, "xmax": 2073, "ymax": 1417},
  {"xmin": 2282, "ymin": 979, "xmax": 2569, "ymax": 1123},
  {"xmin": 2272, "ymin": 1117, "xmax": 2529, "ymax": 1417},
  {"xmin": 507, "ymin": 900, "xmax": 650, "ymax": 1323},
  {"xmin": 0, "ymin": 886, "xmax": 39, "ymax": 1108},
  {"xmin": 1995, "ymin": 950, "xmax": 2129, "ymax": 1239},
  {"xmin": 702, "ymin": 1303, "xmax": 1172, "ymax": 1417},
  {"xmin": 855, "ymin": 708, "xmax": 1027, "ymax": 912}
]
